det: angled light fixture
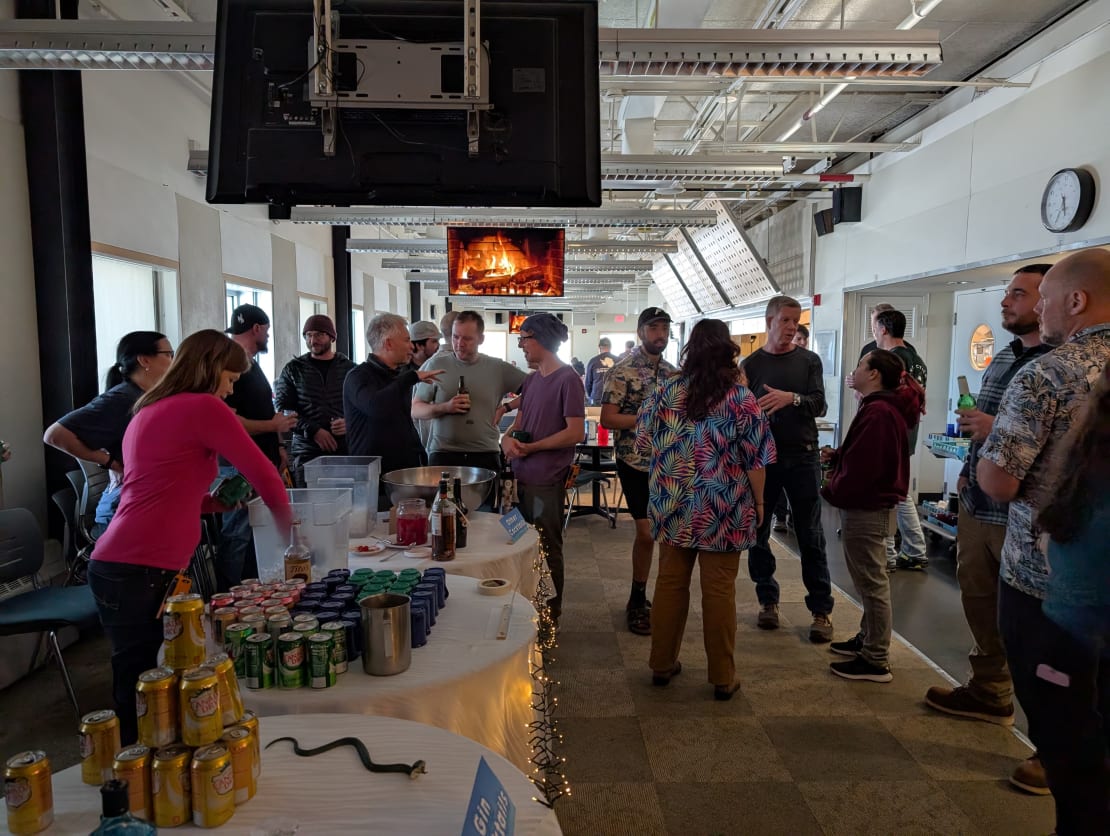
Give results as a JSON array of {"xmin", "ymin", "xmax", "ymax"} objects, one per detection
[
  {"xmin": 0, "ymin": 20, "xmax": 215, "ymax": 70},
  {"xmin": 293, "ymin": 207, "xmax": 717, "ymax": 228},
  {"xmin": 382, "ymin": 257, "xmax": 654, "ymax": 272},
  {"xmin": 347, "ymin": 238, "xmax": 680, "ymax": 256}
]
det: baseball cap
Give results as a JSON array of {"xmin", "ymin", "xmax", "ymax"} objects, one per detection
[
  {"xmin": 409, "ymin": 321, "xmax": 440, "ymax": 342},
  {"xmin": 226, "ymin": 304, "xmax": 270, "ymax": 335},
  {"xmin": 637, "ymin": 307, "xmax": 672, "ymax": 329},
  {"xmin": 598, "ymin": 337, "xmax": 611, "ymax": 347},
  {"xmin": 302, "ymin": 314, "xmax": 336, "ymax": 340}
]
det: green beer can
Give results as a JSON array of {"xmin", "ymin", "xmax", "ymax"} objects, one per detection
[
  {"xmin": 224, "ymin": 622, "xmax": 254, "ymax": 677},
  {"xmin": 243, "ymin": 633, "xmax": 274, "ymax": 689},
  {"xmin": 276, "ymin": 632, "xmax": 306, "ymax": 689},
  {"xmin": 320, "ymin": 621, "xmax": 348, "ymax": 674},
  {"xmin": 307, "ymin": 633, "xmax": 336, "ymax": 689},
  {"xmin": 291, "ymin": 614, "xmax": 319, "ymax": 632}
]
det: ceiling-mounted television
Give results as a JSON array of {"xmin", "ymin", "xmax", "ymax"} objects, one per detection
[
  {"xmin": 207, "ymin": 0, "xmax": 601, "ymax": 213},
  {"xmin": 508, "ymin": 313, "xmax": 529, "ymax": 334},
  {"xmin": 447, "ymin": 227, "xmax": 565, "ymax": 297}
]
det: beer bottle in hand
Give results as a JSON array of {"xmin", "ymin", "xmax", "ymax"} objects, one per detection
[
  {"xmin": 453, "ymin": 476, "xmax": 469, "ymax": 549},
  {"xmin": 430, "ymin": 476, "xmax": 456, "ymax": 561}
]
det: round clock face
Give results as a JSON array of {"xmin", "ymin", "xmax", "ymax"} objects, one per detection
[{"xmin": 1040, "ymin": 168, "xmax": 1096, "ymax": 233}]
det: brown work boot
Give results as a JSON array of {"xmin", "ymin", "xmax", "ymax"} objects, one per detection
[
  {"xmin": 924, "ymin": 685, "xmax": 1015, "ymax": 726},
  {"xmin": 757, "ymin": 603, "xmax": 780, "ymax": 630},
  {"xmin": 809, "ymin": 613, "xmax": 834, "ymax": 643},
  {"xmin": 1009, "ymin": 754, "xmax": 1051, "ymax": 796}
]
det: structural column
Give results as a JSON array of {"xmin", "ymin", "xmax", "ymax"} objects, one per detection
[{"xmin": 332, "ymin": 225, "xmax": 353, "ymax": 357}]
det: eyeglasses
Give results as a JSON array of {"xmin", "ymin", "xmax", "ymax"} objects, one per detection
[
  {"xmin": 155, "ymin": 350, "xmax": 175, "ymax": 358},
  {"xmin": 517, "ymin": 335, "xmax": 535, "ymax": 347},
  {"xmin": 304, "ymin": 331, "xmax": 331, "ymax": 340}
]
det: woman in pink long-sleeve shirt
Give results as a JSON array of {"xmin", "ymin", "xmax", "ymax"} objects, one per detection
[{"xmin": 88, "ymin": 329, "xmax": 293, "ymax": 744}]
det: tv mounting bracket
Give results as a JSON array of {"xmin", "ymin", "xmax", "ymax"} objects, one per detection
[{"xmin": 309, "ymin": 0, "xmax": 492, "ymax": 157}]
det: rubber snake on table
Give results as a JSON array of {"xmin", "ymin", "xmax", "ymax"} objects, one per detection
[{"xmin": 266, "ymin": 736, "xmax": 427, "ymax": 779}]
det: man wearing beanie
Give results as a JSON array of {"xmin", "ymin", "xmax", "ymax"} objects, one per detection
[
  {"xmin": 275, "ymin": 314, "xmax": 356, "ymax": 486},
  {"xmin": 501, "ymin": 313, "xmax": 585, "ymax": 629}
]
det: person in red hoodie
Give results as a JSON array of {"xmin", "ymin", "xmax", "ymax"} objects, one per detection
[{"xmin": 820, "ymin": 349, "xmax": 923, "ymax": 683}]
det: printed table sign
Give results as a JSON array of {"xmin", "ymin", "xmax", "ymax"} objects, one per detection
[
  {"xmin": 461, "ymin": 756, "xmax": 515, "ymax": 836},
  {"xmin": 499, "ymin": 509, "xmax": 528, "ymax": 544}
]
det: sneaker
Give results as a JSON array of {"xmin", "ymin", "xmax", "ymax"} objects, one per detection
[
  {"xmin": 829, "ymin": 634, "xmax": 864, "ymax": 657},
  {"xmin": 829, "ymin": 657, "xmax": 893, "ymax": 683},
  {"xmin": 924, "ymin": 685, "xmax": 1015, "ymax": 726},
  {"xmin": 809, "ymin": 613, "xmax": 834, "ymax": 643},
  {"xmin": 1010, "ymin": 755, "xmax": 1051, "ymax": 795},
  {"xmin": 886, "ymin": 556, "xmax": 899, "ymax": 572},
  {"xmin": 896, "ymin": 554, "xmax": 929, "ymax": 571},
  {"xmin": 773, "ymin": 517, "xmax": 788, "ymax": 533},
  {"xmin": 757, "ymin": 603, "xmax": 780, "ymax": 630}
]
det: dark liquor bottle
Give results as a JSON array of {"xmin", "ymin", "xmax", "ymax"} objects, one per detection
[
  {"xmin": 499, "ymin": 459, "xmax": 517, "ymax": 515},
  {"xmin": 453, "ymin": 476, "xmax": 469, "ymax": 549},
  {"xmin": 430, "ymin": 477, "xmax": 456, "ymax": 561},
  {"xmin": 458, "ymin": 375, "xmax": 473, "ymax": 424}
]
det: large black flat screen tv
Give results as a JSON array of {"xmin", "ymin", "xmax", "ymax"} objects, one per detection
[{"xmin": 207, "ymin": 0, "xmax": 600, "ymax": 211}]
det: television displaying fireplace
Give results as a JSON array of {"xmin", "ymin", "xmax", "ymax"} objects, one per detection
[
  {"xmin": 447, "ymin": 228, "xmax": 565, "ymax": 297},
  {"xmin": 508, "ymin": 313, "xmax": 529, "ymax": 334}
]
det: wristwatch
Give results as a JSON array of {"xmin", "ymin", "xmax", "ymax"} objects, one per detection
[{"xmin": 792, "ymin": 393, "xmax": 801, "ymax": 408}]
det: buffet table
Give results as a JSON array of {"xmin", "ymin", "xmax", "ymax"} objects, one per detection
[
  {"xmin": 350, "ymin": 511, "xmax": 541, "ymax": 601},
  {"xmin": 242, "ymin": 576, "xmax": 538, "ymax": 771},
  {"xmin": 16, "ymin": 714, "xmax": 561, "ymax": 835}
]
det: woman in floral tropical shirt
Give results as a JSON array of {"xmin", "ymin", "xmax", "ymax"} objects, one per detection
[{"xmin": 635, "ymin": 319, "xmax": 776, "ymax": 700}]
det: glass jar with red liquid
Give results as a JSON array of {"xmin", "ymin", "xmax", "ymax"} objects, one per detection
[{"xmin": 396, "ymin": 498, "xmax": 428, "ymax": 546}]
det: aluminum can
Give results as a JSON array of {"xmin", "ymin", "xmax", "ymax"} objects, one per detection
[
  {"xmin": 163, "ymin": 593, "xmax": 206, "ymax": 670},
  {"xmin": 291, "ymin": 621, "xmax": 316, "ymax": 639},
  {"xmin": 243, "ymin": 633, "xmax": 275, "ymax": 689},
  {"xmin": 237, "ymin": 710, "xmax": 262, "ymax": 779},
  {"xmin": 79, "ymin": 709, "xmax": 120, "ymax": 785},
  {"xmin": 238, "ymin": 605, "xmax": 264, "ymax": 619},
  {"xmin": 241, "ymin": 577, "xmax": 262, "ymax": 589},
  {"xmin": 210, "ymin": 593, "xmax": 235, "ymax": 610},
  {"xmin": 320, "ymin": 620, "xmax": 349, "ymax": 674},
  {"xmin": 263, "ymin": 604, "xmax": 288, "ymax": 617},
  {"xmin": 220, "ymin": 726, "xmax": 256, "ymax": 804},
  {"xmin": 204, "ymin": 653, "xmax": 244, "ymax": 727},
  {"xmin": 112, "ymin": 744, "xmax": 152, "ymax": 820},
  {"xmin": 151, "ymin": 744, "xmax": 191, "ymax": 828},
  {"xmin": 276, "ymin": 632, "xmax": 306, "ymax": 689},
  {"xmin": 179, "ymin": 667, "xmax": 222, "ymax": 746},
  {"xmin": 228, "ymin": 584, "xmax": 251, "ymax": 599},
  {"xmin": 136, "ymin": 667, "xmax": 178, "ymax": 749},
  {"xmin": 266, "ymin": 612, "xmax": 293, "ymax": 643},
  {"xmin": 211, "ymin": 607, "xmax": 239, "ymax": 647},
  {"xmin": 307, "ymin": 633, "xmax": 336, "ymax": 688},
  {"xmin": 190, "ymin": 744, "xmax": 235, "ymax": 828},
  {"xmin": 4, "ymin": 751, "xmax": 52, "ymax": 835},
  {"xmin": 224, "ymin": 622, "xmax": 254, "ymax": 677},
  {"xmin": 291, "ymin": 613, "xmax": 319, "ymax": 631}
]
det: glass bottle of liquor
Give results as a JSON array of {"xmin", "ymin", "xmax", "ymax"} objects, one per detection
[
  {"xmin": 91, "ymin": 780, "xmax": 156, "ymax": 834},
  {"xmin": 430, "ymin": 476, "xmax": 456, "ymax": 561},
  {"xmin": 284, "ymin": 520, "xmax": 313, "ymax": 581},
  {"xmin": 499, "ymin": 459, "xmax": 516, "ymax": 515},
  {"xmin": 453, "ymin": 476, "xmax": 469, "ymax": 549}
]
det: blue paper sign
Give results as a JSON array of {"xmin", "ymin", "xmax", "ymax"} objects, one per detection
[
  {"xmin": 461, "ymin": 756, "xmax": 515, "ymax": 836},
  {"xmin": 499, "ymin": 509, "xmax": 528, "ymax": 544}
]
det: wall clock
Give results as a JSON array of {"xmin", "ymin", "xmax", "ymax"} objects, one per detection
[{"xmin": 1040, "ymin": 167, "xmax": 1096, "ymax": 233}]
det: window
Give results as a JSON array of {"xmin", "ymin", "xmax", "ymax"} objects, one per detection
[
  {"xmin": 92, "ymin": 254, "xmax": 179, "ymax": 391},
  {"xmin": 298, "ymin": 296, "xmax": 328, "ymax": 328},
  {"xmin": 351, "ymin": 308, "xmax": 366, "ymax": 363},
  {"xmin": 482, "ymin": 331, "xmax": 507, "ymax": 361},
  {"xmin": 226, "ymin": 282, "xmax": 275, "ymax": 385}
]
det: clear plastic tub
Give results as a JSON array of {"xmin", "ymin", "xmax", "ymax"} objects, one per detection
[
  {"xmin": 248, "ymin": 488, "xmax": 352, "ymax": 582},
  {"xmin": 302, "ymin": 456, "xmax": 381, "ymax": 538}
]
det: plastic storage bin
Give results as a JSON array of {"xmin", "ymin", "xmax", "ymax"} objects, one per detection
[
  {"xmin": 249, "ymin": 488, "xmax": 352, "ymax": 582},
  {"xmin": 302, "ymin": 456, "xmax": 381, "ymax": 537}
]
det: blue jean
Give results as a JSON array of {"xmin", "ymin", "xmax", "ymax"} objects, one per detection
[
  {"xmin": 88, "ymin": 560, "xmax": 177, "ymax": 745},
  {"xmin": 886, "ymin": 494, "xmax": 927, "ymax": 560},
  {"xmin": 217, "ymin": 464, "xmax": 254, "ymax": 591},
  {"xmin": 747, "ymin": 451, "xmax": 834, "ymax": 615}
]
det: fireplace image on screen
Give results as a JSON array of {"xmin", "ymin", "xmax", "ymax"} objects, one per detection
[{"xmin": 448, "ymin": 227, "xmax": 565, "ymax": 297}]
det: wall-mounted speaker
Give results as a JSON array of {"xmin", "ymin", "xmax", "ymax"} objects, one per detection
[
  {"xmin": 832, "ymin": 187, "xmax": 862, "ymax": 223},
  {"xmin": 494, "ymin": 312, "xmax": 505, "ymax": 325},
  {"xmin": 814, "ymin": 208, "xmax": 835, "ymax": 237}
]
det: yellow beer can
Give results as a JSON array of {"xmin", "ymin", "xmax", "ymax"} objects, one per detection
[
  {"xmin": 78, "ymin": 709, "xmax": 120, "ymax": 785},
  {"xmin": 3, "ymin": 751, "xmax": 53, "ymax": 835},
  {"xmin": 190, "ymin": 744, "xmax": 235, "ymax": 828},
  {"xmin": 179, "ymin": 667, "xmax": 222, "ymax": 747}
]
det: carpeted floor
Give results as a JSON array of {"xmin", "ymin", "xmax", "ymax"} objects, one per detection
[{"xmin": 548, "ymin": 513, "xmax": 1055, "ymax": 836}]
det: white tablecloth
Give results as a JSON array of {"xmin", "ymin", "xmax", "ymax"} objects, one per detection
[
  {"xmin": 350, "ymin": 511, "xmax": 540, "ymax": 601},
  {"xmin": 243, "ymin": 577, "xmax": 538, "ymax": 771},
  {"xmin": 16, "ymin": 714, "xmax": 561, "ymax": 836}
]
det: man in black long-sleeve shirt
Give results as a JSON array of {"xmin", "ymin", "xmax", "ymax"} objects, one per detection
[{"xmin": 741, "ymin": 295, "xmax": 834, "ymax": 642}]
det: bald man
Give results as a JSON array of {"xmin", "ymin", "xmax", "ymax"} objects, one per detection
[{"xmin": 977, "ymin": 247, "xmax": 1110, "ymax": 808}]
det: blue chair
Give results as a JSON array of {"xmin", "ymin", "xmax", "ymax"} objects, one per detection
[{"xmin": 0, "ymin": 507, "xmax": 101, "ymax": 719}]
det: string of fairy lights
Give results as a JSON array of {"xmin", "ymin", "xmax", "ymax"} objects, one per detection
[{"xmin": 526, "ymin": 530, "xmax": 569, "ymax": 806}]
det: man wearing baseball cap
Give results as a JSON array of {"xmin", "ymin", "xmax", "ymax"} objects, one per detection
[
  {"xmin": 584, "ymin": 336, "xmax": 618, "ymax": 406},
  {"xmin": 275, "ymin": 314, "xmax": 356, "ymax": 486},
  {"xmin": 406, "ymin": 321, "xmax": 442, "ymax": 370},
  {"xmin": 601, "ymin": 307, "xmax": 677, "ymax": 635}
]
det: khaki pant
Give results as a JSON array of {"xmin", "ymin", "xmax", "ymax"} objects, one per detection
[
  {"xmin": 649, "ymin": 543, "xmax": 741, "ymax": 687},
  {"xmin": 841, "ymin": 508, "xmax": 895, "ymax": 667},
  {"xmin": 956, "ymin": 511, "xmax": 1012, "ymax": 706}
]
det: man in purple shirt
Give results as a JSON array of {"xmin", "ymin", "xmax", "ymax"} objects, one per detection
[{"xmin": 501, "ymin": 313, "xmax": 586, "ymax": 628}]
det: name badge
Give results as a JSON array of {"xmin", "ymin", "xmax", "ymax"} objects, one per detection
[
  {"xmin": 499, "ymin": 509, "xmax": 528, "ymax": 544},
  {"xmin": 461, "ymin": 757, "xmax": 515, "ymax": 836}
]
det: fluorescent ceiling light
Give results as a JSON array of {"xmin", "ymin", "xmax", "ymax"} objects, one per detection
[
  {"xmin": 348, "ymin": 239, "xmax": 680, "ymax": 255},
  {"xmin": 294, "ymin": 207, "xmax": 717, "ymax": 228},
  {"xmin": 0, "ymin": 20, "xmax": 214, "ymax": 70},
  {"xmin": 382, "ymin": 257, "xmax": 654, "ymax": 272},
  {"xmin": 407, "ymin": 272, "xmax": 639, "ymax": 283}
]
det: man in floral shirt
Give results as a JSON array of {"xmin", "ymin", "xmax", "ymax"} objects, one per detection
[
  {"xmin": 978, "ymin": 247, "xmax": 1110, "ymax": 804},
  {"xmin": 600, "ymin": 307, "xmax": 677, "ymax": 635}
]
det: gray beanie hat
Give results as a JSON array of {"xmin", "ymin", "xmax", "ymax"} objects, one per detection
[{"xmin": 519, "ymin": 313, "xmax": 568, "ymax": 352}]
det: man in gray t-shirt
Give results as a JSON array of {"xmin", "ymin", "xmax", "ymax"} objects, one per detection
[{"xmin": 412, "ymin": 311, "xmax": 527, "ymax": 481}]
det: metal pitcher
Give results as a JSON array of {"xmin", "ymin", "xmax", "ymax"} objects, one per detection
[{"xmin": 359, "ymin": 593, "xmax": 412, "ymax": 676}]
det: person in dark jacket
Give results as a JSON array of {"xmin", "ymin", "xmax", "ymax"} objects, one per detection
[
  {"xmin": 274, "ymin": 314, "xmax": 356, "ymax": 486},
  {"xmin": 344, "ymin": 313, "xmax": 443, "ymax": 508},
  {"xmin": 820, "ymin": 349, "xmax": 923, "ymax": 683}
]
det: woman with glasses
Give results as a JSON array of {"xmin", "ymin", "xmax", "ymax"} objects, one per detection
[
  {"xmin": 44, "ymin": 331, "xmax": 176, "ymax": 535},
  {"xmin": 89, "ymin": 329, "xmax": 293, "ymax": 745},
  {"xmin": 635, "ymin": 319, "xmax": 775, "ymax": 700}
]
